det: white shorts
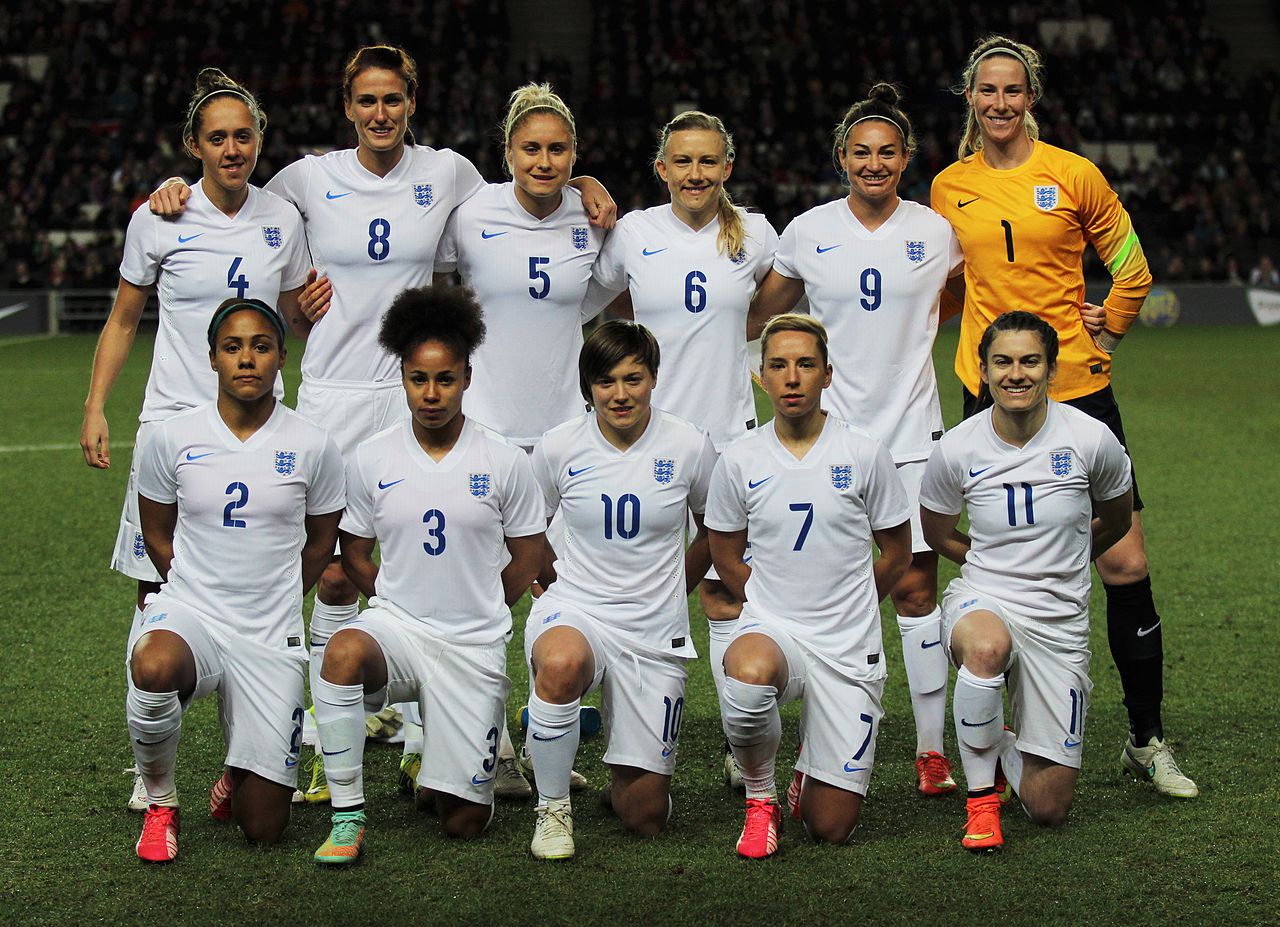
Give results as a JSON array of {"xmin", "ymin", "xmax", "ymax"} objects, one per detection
[
  {"xmin": 525, "ymin": 599, "xmax": 689, "ymax": 776},
  {"xmin": 110, "ymin": 421, "xmax": 163, "ymax": 583},
  {"xmin": 941, "ymin": 579, "xmax": 1091, "ymax": 768},
  {"xmin": 129, "ymin": 597, "xmax": 308, "ymax": 787},
  {"xmin": 894, "ymin": 458, "xmax": 930, "ymax": 555},
  {"xmin": 349, "ymin": 602, "xmax": 510, "ymax": 804},
  {"xmin": 733, "ymin": 614, "xmax": 885, "ymax": 795},
  {"xmin": 296, "ymin": 378, "xmax": 406, "ymax": 460}
]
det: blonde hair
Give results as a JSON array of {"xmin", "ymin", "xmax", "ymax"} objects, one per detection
[
  {"xmin": 182, "ymin": 68, "xmax": 266, "ymax": 157},
  {"xmin": 832, "ymin": 82, "xmax": 917, "ymax": 181},
  {"xmin": 502, "ymin": 83, "xmax": 577, "ymax": 174},
  {"xmin": 654, "ymin": 111, "xmax": 746, "ymax": 260},
  {"xmin": 955, "ymin": 34, "xmax": 1045, "ymax": 160},
  {"xmin": 760, "ymin": 313, "xmax": 829, "ymax": 367}
]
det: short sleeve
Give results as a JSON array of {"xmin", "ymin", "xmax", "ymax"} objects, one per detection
[
  {"xmin": 862, "ymin": 439, "xmax": 911, "ymax": 530},
  {"xmin": 686, "ymin": 431, "xmax": 719, "ymax": 515},
  {"xmin": 919, "ymin": 441, "xmax": 962, "ymax": 516},
  {"xmin": 703, "ymin": 452, "xmax": 747, "ymax": 533},
  {"xmin": 501, "ymin": 448, "xmax": 549, "ymax": 538},
  {"xmin": 772, "ymin": 218, "xmax": 802, "ymax": 280},
  {"xmin": 281, "ymin": 208, "xmax": 310, "ymax": 290},
  {"xmin": 529, "ymin": 439, "xmax": 562, "ymax": 519},
  {"xmin": 754, "ymin": 219, "xmax": 781, "ymax": 284},
  {"xmin": 119, "ymin": 204, "xmax": 161, "ymax": 288},
  {"xmin": 339, "ymin": 450, "xmax": 375, "ymax": 538},
  {"xmin": 946, "ymin": 222, "xmax": 965, "ymax": 276},
  {"xmin": 307, "ymin": 432, "xmax": 346, "ymax": 516},
  {"xmin": 136, "ymin": 423, "xmax": 177, "ymax": 504},
  {"xmin": 435, "ymin": 207, "xmax": 459, "ymax": 273},
  {"xmin": 591, "ymin": 221, "xmax": 629, "ymax": 296},
  {"xmin": 451, "ymin": 151, "xmax": 485, "ymax": 205},
  {"xmin": 1088, "ymin": 426, "xmax": 1133, "ymax": 503},
  {"xmin": 265, "ymin": 158, "xmax": 309, "ymax": 216}
]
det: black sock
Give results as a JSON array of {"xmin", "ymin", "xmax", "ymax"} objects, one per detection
[
  {"xmin": 1104, "ymin": 575, "xmax": 1164, "ymax": 743},
  {"xmin": 967, "ymin": 787, "xmax": 996, "ymax": 799}
]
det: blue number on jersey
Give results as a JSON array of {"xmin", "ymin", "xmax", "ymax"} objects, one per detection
[
  {"xmin": 368, "ymin": 218, "xmax": 392, "ymax": 261},
  {"xmin": 227, "ymin": 257, "xmax": 249, "ymax": 298},
  {"xmin": 859, "ymin": 268, "xmax": 881, "ymax": 312},
  {"xmin": 1003, "ymin": 482, "xmax": 1035, "ymax": 527},
  {"xmin": 422, "ymin": 508, "xmax": 446, "ymax": 555},
  {"xmin": 788, "ymin": 502, "xmax": 814, "ymax": 551},
  {"xmin": 528, "ymin": 256, "xmax": 551, "ymax": 299},
  {"xmin": 601, "ymin": 493, "xmax": 641, "ymax": 540},
  {"xmin": 684, "ymin": 270, "xmax": 707, "ymax": 313},
  {"xmin": 222, "ymin": 481, "xmax": 249, "ymax": 528}
]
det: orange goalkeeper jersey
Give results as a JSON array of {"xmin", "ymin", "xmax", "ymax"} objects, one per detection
[{"xmin": 931, "ymin": 142, "xmax": 1151, "ymax": 401}]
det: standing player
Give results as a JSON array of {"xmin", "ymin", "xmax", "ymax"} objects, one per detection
[
  {"xmin": 80, "ymin": 68, "xmax": 310, "ymax": 812},
  {"xmin": 931, "ymin": 35, "xmax": 1196, "ymax": 797},
  {"xmin": 128, "ymin": 298, "xmax": 344, "ymax": 861},
  {"xmin": 590, "ymin": 111, "xmax": 778, "ymax": 785},
  {"xmin": 747, "ymin": 83, "xmax": 965, "ymax": 797},
  {"xmin": 523, "ymin": 321, "xmax": 718, "ymax": 860},
  {"xmin": 920, "ymin": 312, "xmax": 1134, "ymax": 851},
  {"xmin": 705, "ymin": 314, "xmax": 912, "ymax": 858},
  {"xmin": 311, "ymin": 287, "xmax": 545, "ymax": 865}
]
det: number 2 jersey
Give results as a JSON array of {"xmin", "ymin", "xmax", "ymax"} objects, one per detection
[
  {"xmin": 531, "ymin": 410, "xmax": 718, "ymax": 657},
  {"xmin": 919, "ymin": 400, "xmax": 1131, "ymax": 643},
  {"xmin": 773, "ymin": 198, "xmax": 963, "ymax": 462},
  {"xmin": 119, "ymin": 181, "xmax": 308, "ymax": 421},
  {"xmin": 705, "ymin": 415, "xmax": 910, "ymax": 679},
  {"xmin": 266, "ymin": 145, "xmax": 485, "ymax": 386},
  {"xmin": 136, "ymin": 402, "xmax": 346, "ymax": 648},
  {"xmin": 341, "ymin": 417, "xmax": 545, "ymax": 645}
]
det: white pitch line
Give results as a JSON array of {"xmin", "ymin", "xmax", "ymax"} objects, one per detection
[
  {"xmin": 0, "ymin": 333, "xmax": 65, "ymax": 347},
  {"xmin": 0, "ymin": 442, "xmax": 133, "ymax": 453}
]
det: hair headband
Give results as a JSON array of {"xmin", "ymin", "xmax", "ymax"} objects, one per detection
[
  {"xmin": 843, "ymin": 114, "xmax": 907, "ymax": 148},
  {"xmin": 207, "ymin": 299, "xmax": 287, "ymax": 350},
  {"xmin": 972, "ymin": 46, "xmax": 1034, "ymax": 87}
]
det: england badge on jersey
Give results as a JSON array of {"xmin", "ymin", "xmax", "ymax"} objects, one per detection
[
  {"xmin": 1050, "ymin": 449, "xmax": 1074, "ymax": 478},
  {"xmin": 729, "ymin": 246, "xmax": 747, "ymax": 265},
  {"xmin": 653, "ymin": 458, "xmax": 675, "ymax": 484},
  {"xmin": 1035, "ymin": 185, "xmax": 1059, "ymax": 210},
  {"xmin": 830, "ymin": 464, "xmax": 853, "ymax": 490},
  {"xmin": 274, "ymin": 450, "xmax": 297, "ymax": 477},
  {"xmin": 133, "ymin": 531, "xmax": 148, "ymax": 560},
  {"xmin": 469, "ymin": 472, "xmax": 491, "ymax": 498},
  {"xmin": 413, "ymin": 183, "xmax": 434, "ymax": 208},
  {"xmin": 905, "ymin": 240, "xmax": 926, "ymax": 263},
  {"xmin": 572, "ymin": 226, "xmax": 589, "ymax": 251},
  {"xmin": 262, "ymin": 226, "xmax": 283, "ymax": 249}
]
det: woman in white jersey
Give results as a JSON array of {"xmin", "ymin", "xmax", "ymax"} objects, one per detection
[
  {"xmin": 128, "ymin": 299, "xmax": 344, "ymax": 862},
  {"xmin": 920, "ymin": 311, "xmax": 1133, "ymax": 853},
  {"xmin": 705, "ymin": 314, "xmax": 912, "ymax": 859},
  {"xmin": 523, "ymin": 320, "xmax": 718, "ymax": 860},
  {"xmin": 310, "ymin": 286, "xmax": 546, "ymax": 865},
  {"xmin": 746, "ymin": 84, "xmax": 966, "ymax": 798},
  {"xmin": 80, "ymin": 68, "xmax": 310, "ymax": 812},
  {"xmin": 590, "ymin": 111, "xmax": 778, "ymax": 786}
]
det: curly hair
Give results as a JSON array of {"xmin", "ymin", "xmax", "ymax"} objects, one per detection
[{"xmin": 378, "ymin": 286, "xmax": 487, "ymax": 364}]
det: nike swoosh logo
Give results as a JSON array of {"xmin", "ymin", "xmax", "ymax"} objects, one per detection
[
  {"xmin": 325, "ymin": 191, "xmax": 352, "ymax": 199},
  {"xmin": 322, "ymin": 747, "xmax": 352, "ymax": 756},
  {"xmin": 185, "ymin": 451, "xmax": 213, "ymax": 461},
  {"xmin": 1136, "ymin": 622, "xmax": 1161, "ymax": 637},
  {"xmin": 968, "ymin": 466, "xmax": 993, "ymax": 477},
  {"xmin": 965, "ymin": 830, "xmax": 995, "ymax": 839},
  {"xmin": 843, "ymin": 762, "xmax": 867, "ymax": 773},
  {"xmin": 661, "ymin": 745, "xmax": 675, "ymax": 758},
  {"xmin": 285, "ymin": 757, "xmax": 298, "ymax": 768},
  {"xmin": 921, "ymin": 639, "xmax": 942, "ymax": 649},
  {"xmin": 378, "ymin": 478, "xmax": 405, "ymax": 490},
  {"xmin": 480, "ymin": 229, "xmax": 508, "ymax": 239},
  {"xmin": 471, "ymin": 774, "xmax": 495, "ymax": 785},
  {"xmin": 960, "ymin": 716, "xmax": 997, "ymax": 727},
  {"xmin": 641, "ymin": 247, "xmax": 667, "ymax": 256},
  {"xmin": 567, "ymin": 466, "xmax": 593, "ymax": 477},
  {"xmin": 531, "ymin": 731, "xmax": 568, "ymax": 742},
  {"xmin": 748, "ymin": 476, "xmax": 773, "ymax": 489},
  {"xmin": 1063, "ymin": 738, "xmax": 1081, "ymax": 749},
  {"xmin": 177, "ymin": 233, "xmax": 204, "ymax": 243},
  {"xmin": 957, "ymin": 197, "xmax": 981, "ymax": 208},
  {"xmin": 815, "ymin": 244, "xmax": 841, "ymax": 254}
]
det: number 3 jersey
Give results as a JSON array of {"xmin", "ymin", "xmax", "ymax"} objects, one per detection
[
  {"xmin": 341, "ymin": 418, "xmax": 545, "ymax": 645},
  {"xmin": 531, "ymin": 410, "xmax": 718, "ymax": 657},
  {"xmin": 705, "ymin": 415, "xmax": 910, "ymax": 679},
  {"xmin": 120, "ymin": 181, "xmax": 308, "ymax": 421},
  {"xmin": 136, "ymin": 402, "xmax": 346, "ymax": 648},
  {"xmin": 919, "ymin": 401, "xmax": 1131, "ymax": 640}
]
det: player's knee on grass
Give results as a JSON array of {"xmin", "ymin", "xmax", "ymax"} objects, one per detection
[
  {"xmin": 801, "ymin": 782, "xmax": 862, "ymax": 845},
  {"xmin": 610, "ymin": 769, "xmax": 671, "ymax": 837},
  {"xmin": 231, "ymin": 771, "xmax": 292, "ymax": 845},
  {"xmin": 129, "ymin": 630, "xmax": 195, "ymax": 694},
  {"xmin": 434, "ymin": 793, "xmax": 492, "ymax": 840},
  {"xmin": 1020, "ymin": 758, "xmax": 1077, "ymax": 828}
]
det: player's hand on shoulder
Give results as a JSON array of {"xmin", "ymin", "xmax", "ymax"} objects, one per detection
[
  {"xmin": 300, "ymin": 269, "xmax": 333, "ymax": 323},
  {"xmin": 575, "ymin": 176, "xmax": 618, "ymax": 230},
  {"xmin": 148, "ymin": 178, "xmax": 192, "ymax": 218}
]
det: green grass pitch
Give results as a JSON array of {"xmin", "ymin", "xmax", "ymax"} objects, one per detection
[{"xmin": 0, "ymin": 326, "xmax": 1274, "ymax": 925}]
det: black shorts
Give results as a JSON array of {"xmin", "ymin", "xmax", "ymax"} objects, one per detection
[{"xmin": 961, "ymin": 384, "xmax": 1144, "ymax": 511}]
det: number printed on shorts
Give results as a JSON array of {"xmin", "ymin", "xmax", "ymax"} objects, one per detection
[
  {"xmin": 661, "ymin": 695, "xmax": 684, "ymax": 744},
  {"xmin": 222, "ymin": 481, "xmax": 249, "ymax": 528},
  {"xmin": 288, "ymin": 706, "xmax": 305, "ymax": 759},
  {"xmin": 851, "ymin": 712, "xmax": 875, "ymax": 761},
  {"xmin": 368, "ymin": 218, "xmax": 391, "ymax": 261},
  {"xmin": 1065, "ymin": 688, "xmax": 1084, "ymax": 747},
  {"xmin": 422, "ymin": 508, "xmax": 446, "ymax": 555},
  {"xmin": 482, "ymin": 726, "xmax": 499, "ymax": 773},
  {"xmin": 601, "ymin": 492, "xmax": 640, "ymax": 540}
]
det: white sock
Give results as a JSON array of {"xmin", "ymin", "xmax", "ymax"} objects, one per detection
[
  {"xmin": 998, "ymin": 728, "xmax": 1024, "ymax": 794},
  {"xmin": 706, "ymin": 617, "xmax": 739, "ymax": 704},
  {"xmin": 897, "ymin": 609, "xmax": 948, "ymax": 755},
  {"xmin": 527, "ymin": 691, "xmax": 580, "ymax": 804},
  {"xmin": 720, "ymin": 676, "xmax": 780, "ymax": 800},
  {"xmin": 126, "ymin": 687, "xmax": 183, "ymax": 807},
  {"xmin": 307, "ymin": 599, "xmax": 357, "ymax": 705},
  {"xmin": 954, "ymin": 666, "xmax": 1004, "ymax": 791},
  {"xmin": 313, "ymin": 676, "xmax": 366, "ymax": 809}
]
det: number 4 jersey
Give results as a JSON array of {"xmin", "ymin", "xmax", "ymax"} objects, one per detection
[
  {"xmin": 120, "ymin": 181, "xmax": 309, "ymax": 421},
  {"xmin": 136, "ymin": 402, "xmax": 345, "ymax": 648}
]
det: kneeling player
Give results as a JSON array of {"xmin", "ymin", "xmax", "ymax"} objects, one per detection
[
  {"xmin": 128, "ymin": 299, "xmax": 344, "ymax": 861},
  {"xmin": 311, "ymin": 287, "xmax": 546, "ymax": 864},
  {"xmin": 705, "ymin": 314, "xmax": 912, "ymax": 858},
  {"xmin": 920, "ymin": 312, "xmax": 1133, "ymax": 852}
]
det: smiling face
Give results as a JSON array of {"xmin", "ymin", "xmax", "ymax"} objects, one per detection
[
  {"xmin": 188, "ymin": 96, "xmax": 259, "ymax": 198},
  {"xmin": 841, "ymin": 118, "xmax": 908, "ymax": 210},
  {"xmin": 345, "ymin": 66, "xmax": 415, "ymax": 156},
  {"xmin": 507, "ymin": 111, "xmax": 575, "ymax": 213},
  {"xmin": 209, "ymin": 309, "xmax": 284, "ymax": 403},
  {"xmin": 590, "ymin": 354, "xmax": 655, "ymax": 441},
  {"xmin": 656, "ymin": 128, "xmax": 733, "ymax": 226},
  {"xmin": 966, "ymin": 54, "xmax": 1033, "ymax": 151},
  {"xmin": 402, "ymin": 339, "xmax": 468, "ymax": 434},
  {"xmin": 760, "ymin": 330, "xmax": 832, "ymax": 420},
  {"xmin": 980, "ymin": 328, "xmax": 1055, "ymax": 413}
]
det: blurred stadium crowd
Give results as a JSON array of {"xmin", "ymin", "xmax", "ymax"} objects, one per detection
[{"xmin": 1, "ymin": 0, "xmax": 1275, "ymax": 290}]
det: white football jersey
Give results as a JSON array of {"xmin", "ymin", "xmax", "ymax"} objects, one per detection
[
  {"xmin": 136, "ymin": 402, "xmax": 345, "ymax": 648},
  {"xmin": 591, "ymin": 205, "xmax": 778, "ymax": 450},
  {"xmin": 774, "ymin": 198, "xmax": 963, "ymax": 462},
  {"xmin": 120, "ymin": 181, "xmax": 308, "ymax": 421},
  {"xmin": 435, "ymin": 183, "xmax": 605, "ymax": 445},
  {"xmin": 705, "ymin": 415, "xmax": 910, "ymax": 678},
  {"xmin": 266, "ymin": 145, "xmax": 484, "ymax": 384},
  {"xmin": 919, "ymin": 401, "xmax": 1131, "ymax": 640},
  {"xmin": 531, "ymin": 409, "xmax": 718, "ymax": 656},
  {"xmin": 341, "ymin": 417, "xmax": 545, "ymax": 644}
]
